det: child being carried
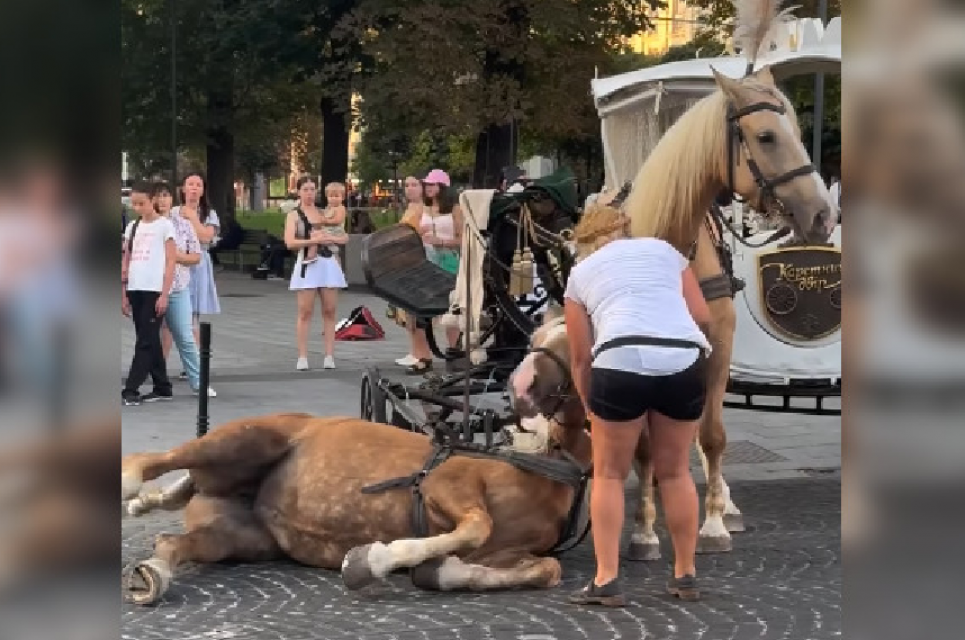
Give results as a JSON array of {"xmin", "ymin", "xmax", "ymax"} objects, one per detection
[{"xmin": 303, "ymin": 182, "xmax": 348, "ymax": 263}]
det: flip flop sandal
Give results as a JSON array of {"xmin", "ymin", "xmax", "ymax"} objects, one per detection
[
  {"xmin": 568, "ymin": 577, "xmax": 626, "ymax": 607},
  {"xmin": 405, "ymin": 359, "xmax": 433, "ymax": 375},
  {"xmin": 667, "ymin": 574, "xmax": 700, "ymax": 601}
]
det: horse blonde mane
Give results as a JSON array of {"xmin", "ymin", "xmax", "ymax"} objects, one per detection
[
  {"xmin": 624, "ymin": 74, "xmax": 801, "ymax": 252},
  {"xmin": 624, "ymin": 91, "xmax": 730, "ymax": 252}
]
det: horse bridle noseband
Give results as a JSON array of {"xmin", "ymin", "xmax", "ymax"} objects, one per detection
[{"xmin": 518, "ymin": 346, "xmax": 574, "ymax": 425}]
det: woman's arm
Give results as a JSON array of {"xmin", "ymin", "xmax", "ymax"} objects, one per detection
[
  {"xmin": 682, "ymin": 266, "xmax": 711, "ymax": 338},
  {"xmin": 446, "ymin": 204, "xmax": 464, "ymax": 249},
  {"xmin": 564, "ymin": 298, "xmax": 594, "ymax": 408}
]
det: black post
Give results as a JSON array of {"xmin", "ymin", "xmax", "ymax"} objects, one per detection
[
  {"xmin": 811, "ymin": 0, "xmax": 829, "ymax": 177},
  {"xmin": 170, "ymin": 0, "xmax": 178, "ymax": 183},
  {"xmin": 197, "ymin": 321, "xmax": 211, "ymax": 437}
]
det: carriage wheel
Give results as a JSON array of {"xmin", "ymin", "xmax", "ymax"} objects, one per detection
[
  {"xmin": 360, "ymin": 368, "xmax": 388, "ymax": 424},
  {"xmin": 765, "ymin": 283, "xmax": 798, "ymax": 315},
  {"xmin": 830, "ymin": 286, "xmax": 842, "ymax": 310}
]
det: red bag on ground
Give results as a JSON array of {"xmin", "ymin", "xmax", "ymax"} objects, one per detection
[{"xmin": 335, "ymin": 305, "xmax": 385, "ymax": 341}]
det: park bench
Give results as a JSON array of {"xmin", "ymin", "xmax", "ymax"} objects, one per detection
[{"xmin": 219, "ymin": 229, "xmax": 273, "ymax": 273}]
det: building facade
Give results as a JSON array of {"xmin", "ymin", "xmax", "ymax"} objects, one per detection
[{"xmin": 627, "ymin": 0, "xmax": 701, "ymax": 56}]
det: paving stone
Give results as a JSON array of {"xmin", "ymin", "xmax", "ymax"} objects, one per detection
[{"xmin": 121, "ymin": 479, "xmax": 841, "ymax": 640}]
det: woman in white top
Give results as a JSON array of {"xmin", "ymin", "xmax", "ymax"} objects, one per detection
[{"xmin": 564, "ymin": 204, "xmax": 711, "ymax": 606}]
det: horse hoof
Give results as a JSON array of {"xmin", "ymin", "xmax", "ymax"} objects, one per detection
[
  {"xmin": 724, "ymin": 512, "xmax": 745, "ymax": 533},
  {"xmin": 696, "ymin": 534, "xmax": 732, "ymax": 554},
  {"xmin": 627, "ymin": 541, "xmax": 662, "ymax": 562},
  {"xmin": 123, "ymin": 558, "xmax": 171, "ymax": 606},
  {"xmin": 341, "ymin": 545, "xmax": 379, "ymax": 591}
]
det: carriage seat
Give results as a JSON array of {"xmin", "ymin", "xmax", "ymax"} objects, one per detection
[{"xmin": 361, "ymin": 224, "xmax": 456, "ymax": 318}]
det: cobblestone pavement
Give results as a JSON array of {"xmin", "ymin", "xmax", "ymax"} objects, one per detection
[{"xmin": 122, "ymin": 478, "xmax": 841, "ymax": 640}]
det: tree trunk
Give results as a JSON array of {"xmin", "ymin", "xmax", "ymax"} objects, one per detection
[
  {"xmin": 320, "ymin": 94, "xmax": 350, "ymax": 187},
  {"xmin": 472, "ymin": 0, "xmax": 527, "ymax": 189},
  {"xmin": 473, "ymin": 122, "xmax": 517, "ymax": 189},
  {"xmin": 205, "ymin": 84, "xmax": 235, "ymax": 222}
]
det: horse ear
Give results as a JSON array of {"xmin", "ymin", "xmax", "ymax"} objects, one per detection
[
  {"xmin": 753, "ymin": 64, "xmax": 775, "ymax": 86},
  {"xmin": 711, "ymin": 66, "xmax": 742, "ymax": 101}
]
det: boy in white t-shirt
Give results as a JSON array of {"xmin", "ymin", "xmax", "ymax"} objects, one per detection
[{"xmin": 121, "ymin": 181, "xmax": 177, "ymax": 405}]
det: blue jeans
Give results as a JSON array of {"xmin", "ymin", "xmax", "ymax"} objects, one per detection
[{"xmin": 164, "ymin": 288, "xmax": 201, "ymax": 391}]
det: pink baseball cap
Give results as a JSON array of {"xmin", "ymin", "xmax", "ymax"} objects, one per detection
[{"xmin": 423, "ymin": 169, "xmax": 451, "ymax": 187}]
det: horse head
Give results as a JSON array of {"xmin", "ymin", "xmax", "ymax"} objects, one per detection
[
  {"xmin": 624, "ymin": 65, "xmax": 837, "ymax": 251},
  {"xmin": 713, "ymin": 65, "xmax": 837, "ymax": 244}
]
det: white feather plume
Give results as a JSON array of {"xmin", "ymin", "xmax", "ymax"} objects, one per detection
[{"xmin": 732, "ymin": 0, "xmax": 800, "ymax": 66}]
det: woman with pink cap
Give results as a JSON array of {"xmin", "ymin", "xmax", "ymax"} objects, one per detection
[{"xmin": 403, "ymin": 168, "xmax": 463, "ymax": 374}]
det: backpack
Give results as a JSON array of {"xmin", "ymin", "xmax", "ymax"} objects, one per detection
[{"xmin": 335, "ymin": 305, "xmax": 385, "ymax": 341}]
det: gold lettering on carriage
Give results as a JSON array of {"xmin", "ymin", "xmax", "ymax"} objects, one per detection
[
  {"xmin": 756, "ymin": 247, "xmax": 842, "ymax": 341},
  {"xmin": 772, "ymin": 262, "xmax": 842, "ymax": 292}
]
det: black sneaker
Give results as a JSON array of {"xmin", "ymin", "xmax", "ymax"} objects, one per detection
[
  {"xmin": 667, "ymin": 574, "xmax": 700, "ymax": 601},
  {"xmin": 122, "ymin": 392, "xmax": 141, "ymax": 407},
  {"xmin": 178, "ymin": 371, "xmax": 188, "ymax": 380},
  {"xmin": 568, "ymin": 577, "xmax": 626, "ymax": 607},
  {"xmin": 141, "ymin": 391, "xmax": 174, "ymax": 403}
]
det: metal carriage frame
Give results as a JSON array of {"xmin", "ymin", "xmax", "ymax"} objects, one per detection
[{"xmin": 359, "ymin": 188, "xmax": 577, "ymax": 445}]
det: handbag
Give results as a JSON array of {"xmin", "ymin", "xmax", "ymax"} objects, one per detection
[{"xmin": 435, "ymin": 249, "xmax": 460, "ymax": 274}]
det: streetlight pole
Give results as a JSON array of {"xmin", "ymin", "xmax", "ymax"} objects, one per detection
[
  {"xmin": 170, "ymin": 0, "xmax": 178, "ymax": 183},
  {"xmin": 811, "ymin": 0, "xmax": 829, "ymax": 179}
]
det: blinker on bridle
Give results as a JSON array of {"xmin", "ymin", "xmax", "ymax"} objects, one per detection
[{"xmin": 518, "ymin": 345, "xmax": 574, "ymax": 425}]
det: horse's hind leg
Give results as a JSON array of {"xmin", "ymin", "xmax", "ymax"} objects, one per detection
[
  {"xmin": 410, "ymin": 549, "xmax": 562, "ymax": 592},
  {"xmin": 122, "ymin": 413, "xmax": 312, "ymax": 500},
  {"xmin": 124, "ymin": 495, "xmax": 280, "ymax": 606},
  {"xmin": 628, "ymin": 425, "xmax": 662, "ymax": 561},
  {"xmin": 126, "ymin": 474, "xmax": 195, "ymax": 517}
]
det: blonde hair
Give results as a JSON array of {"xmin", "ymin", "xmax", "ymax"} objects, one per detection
[
  {"xmin": 573, "ymin": 204, "xmax": 628, "ymax": 259},
  {"xmin": 325, "ymin": 182, "xmax": 346, "ymax": 197}
]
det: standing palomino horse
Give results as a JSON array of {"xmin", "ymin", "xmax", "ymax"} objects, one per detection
[
  {"xmin": 514, "ymin": 63, "xmax": 837, "ymax": 560},
  {"xmin": 121, "ymin": 414, "xmax": 591, "ymax": 605}
]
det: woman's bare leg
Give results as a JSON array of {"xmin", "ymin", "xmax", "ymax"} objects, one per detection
[
  {"xmin": 295, "ymin": 290, "xmax": 315, "ymax": 359},
  {"xmin": 321, "ymin": 288, "xmax": 339, "ymax": 357},
  {"xmin": 649, "ymin": 411, "xmax": 700, "ymax": 578},
  {"xmin": 589, "ymin": 415, "xmax": 645, "ymax": 585}
]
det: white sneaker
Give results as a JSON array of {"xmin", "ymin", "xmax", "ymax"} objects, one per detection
[
  {"xmin": 296, "ymin": 357, "xmax": 309, "ymax": 371},
  {"xmin": 192, "ymin": 387, "xmax": 217, "ymax": 398},
  {"xmin": 323, "ymin": 355, "xmax": 336, "ymax": 369},
  {"xmin": 395, "ymin": 354, "xmax": 418, "ymax": 366}
]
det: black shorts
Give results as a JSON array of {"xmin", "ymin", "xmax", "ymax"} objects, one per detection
[{"xmin": 588, "ymin": 356, "xmax": 707, "ymax": 422}]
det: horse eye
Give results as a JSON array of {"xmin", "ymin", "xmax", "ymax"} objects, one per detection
[{"xmin": 757, "ymin": 130, "xmax": 777, "ymax": 145}]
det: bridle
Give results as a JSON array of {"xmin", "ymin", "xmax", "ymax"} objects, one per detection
[
  {"xmin": 515, "ymin": 345, "xmax": 575, "ymax": 426},
  {"xmin": 724, "ymin": 99, "xmax": 819, "ymax": 236}
]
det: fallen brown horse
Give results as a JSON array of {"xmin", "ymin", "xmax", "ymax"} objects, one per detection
[{"xmin": 121, "ymin": 413, "xmax": 592, "ymax": 605}]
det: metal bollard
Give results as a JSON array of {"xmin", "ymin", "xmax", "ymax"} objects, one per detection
[{"xmin": 197, "ymin": 321, "xmax": 211, "ymax": 437}]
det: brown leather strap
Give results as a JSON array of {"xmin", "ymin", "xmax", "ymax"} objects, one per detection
[{"xmin": 699, "ymin": 274, "xmax": 735, "ymax": 302}]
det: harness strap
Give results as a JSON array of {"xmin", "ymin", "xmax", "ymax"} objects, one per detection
[
  {"xmin": 361, "ymin": 445, "xmax": 452, "ymax": 538},
  {"xmin": 699, "ymin": 274, "xmax": 739, "ymax": 301},
  {"xmin": 593, "ymin": 335, "xmax": 705, "ymax": 360},
  {"xmin": 296, "ymin": 208, "xmax": 313, "ymax": 278}
]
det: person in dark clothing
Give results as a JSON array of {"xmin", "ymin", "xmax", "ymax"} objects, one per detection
[
  {"xmin": 258, "ymin": 234, "xmax": 290, "ymax": 279},
  {"xmin": 209, "ymin": 216, "xmax": 243, "ymax": 267}
]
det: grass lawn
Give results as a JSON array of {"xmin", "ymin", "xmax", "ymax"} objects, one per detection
[{"xmin": 236, "ymin": 207, "xmax": 403, "ymax": 237}]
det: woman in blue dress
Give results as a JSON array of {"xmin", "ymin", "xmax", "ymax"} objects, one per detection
[{"xmin": 173, "ymin": 172, "xmax": 221, "ymax": 366}]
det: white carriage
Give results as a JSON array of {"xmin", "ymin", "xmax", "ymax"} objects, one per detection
[{"xmin": 591, "ymin": 18, "xmax": 843, "ymax": 415}]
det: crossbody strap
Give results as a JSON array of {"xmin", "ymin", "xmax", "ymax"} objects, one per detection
[{"xmin": 592, "ymin": 335, "xmax": 706, "ymax": 360}]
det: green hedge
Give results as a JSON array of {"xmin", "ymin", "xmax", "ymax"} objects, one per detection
[{"xmin": 236, "ymin": 207, "xmax": 403, "ymax": 237}]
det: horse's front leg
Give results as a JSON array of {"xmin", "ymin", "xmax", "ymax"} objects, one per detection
[
  {"xmin": 411, "ymin": 548, "xmax": 562, "ymax": 592},
  {"xmin": 628, "ymin": 426, "xmax": 662, "ymax": 561},
  {"xmin": 341, "ymin": 504, "xmax": 492, "ymax": 591}
]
